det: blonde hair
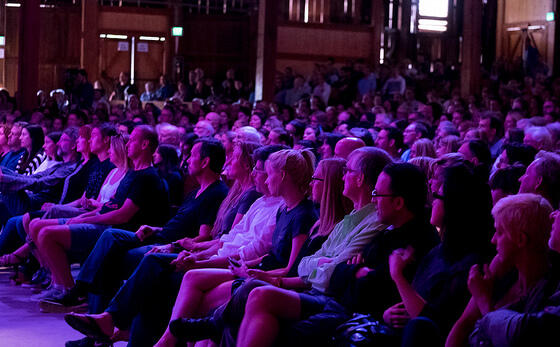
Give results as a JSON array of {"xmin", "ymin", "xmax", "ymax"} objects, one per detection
[
  {"xmin": 409, "ymin": 156, "xmax": 435, "ymax": 179},
  {"xmin": 111, "ymin": 134, "xmax": 129, "ymax": 170},
  {"xmin": 315, "ymin": 158, "xmax": 352, "ymax": 236},
  {"xmin": 492, "ymin": 193, "xmax": 552, "ymax": 252},
  {"xmin": 438, "ymin": 135, "xmax": 461, "ymax": 155},
  {"xmin": 268, "ymin": 149, "xmax": 316, "ymax": 194},
  {"xmin": 412, "ymin": 138, "xmax": 436, "ymax": 158},
  {"xmin": 211, "ymin": 141, "xmax": 261, "ymax": 238}
]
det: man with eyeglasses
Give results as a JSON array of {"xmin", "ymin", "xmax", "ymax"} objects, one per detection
[{"xmin": 326, "ymin": 163, "xmax": 439, "ymax": 328}]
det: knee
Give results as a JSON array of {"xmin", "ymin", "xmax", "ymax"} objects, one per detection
[
  {"xmin": 246, "ymin": 286, "xmax": 276, "ymax": 312},
  {"xmin": 37, "ymin": 226, "xmax": 56, "ymax": 246}
]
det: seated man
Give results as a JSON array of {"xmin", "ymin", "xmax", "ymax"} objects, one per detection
[
  {"xmin": 519, "ymin": 151, "xmax": 560, "ymax": 209},
  {"xmin": 0, "ymin": 121, "xmax": 27, "ymax": 170},
  {"xmin": 32, "ymin": 125, "xmax": 169, "ymax": 302},
  {"xmin": 0, "ymin": 127, "xmax": 81, "ymax": 227},
  {"xmin": 40, "ymin": 138, "xmax": 229, "ymax": 312}
]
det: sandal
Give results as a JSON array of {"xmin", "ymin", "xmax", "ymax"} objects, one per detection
[
  {"xmin": 64, "ymin": 313, "xmax": 114, "ymax": 345},
  {"xmin": 0, "ymin": 253, "xmax": 25, "ymax": 267}
]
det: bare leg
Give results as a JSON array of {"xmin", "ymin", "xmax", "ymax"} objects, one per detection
[
  {"xmin": 29, "ymin": 219, "xmax": 60, "ymax": 242},
  {"xmin": 22, "ymin": 213, "xmax": 31, "ymax": 236},
  {"xmin": 155, "ymin": 269, "xmax": 235, "ymax": 347},
  {"xmin": 237, "ymin": 286, "xmax": 302, "ymax": 347},
  {"xmin": 36, "ymin": 225, "xmax": 73, "ymax": 288}
]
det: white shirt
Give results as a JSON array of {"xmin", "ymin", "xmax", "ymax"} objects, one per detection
[{"xmin": 215, "ymin": 195, "xmax": 285, "ymax": 261}]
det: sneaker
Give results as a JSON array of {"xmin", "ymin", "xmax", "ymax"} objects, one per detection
[
  {"xmin": 30, "ymin": 285, "xmax": 63, "ymax": 302},
  {"xmin": 65, "ymin": 337, "xmax": 111, "ymax": 347},
  {"xmin": 39, "ymin": 287, "xmax": 88, "ymax": 313},
  {"xmin": 22, "ymin": 267, "xmax": 51, "ymax": 289}
]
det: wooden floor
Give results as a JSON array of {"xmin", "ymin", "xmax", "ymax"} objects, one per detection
[{"xmin": 0, "ymin": 268, "xmax": 126, "ymax": 347}]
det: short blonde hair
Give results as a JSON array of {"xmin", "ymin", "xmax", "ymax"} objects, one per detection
[
  {"xmin": 412, "ymin": 138, "xmax": 436, "ymax": 158},
  {"xmin": 492, "ymin": 193, "xmax": 552, "ymax": 251}
]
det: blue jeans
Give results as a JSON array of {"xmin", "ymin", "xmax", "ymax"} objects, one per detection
[{"xmin": 0, "ymin": 215, "xmax": 26, "ymax": 255}]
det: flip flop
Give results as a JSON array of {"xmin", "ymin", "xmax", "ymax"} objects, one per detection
[{"xmin": 64, "ymin": 313, "xmax": 113, "ymax": 345}]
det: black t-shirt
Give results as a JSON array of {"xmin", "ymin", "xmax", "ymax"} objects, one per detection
[
  {"xmin": 63, "ymin": 157, "xmax": 115, "ymax": 203},
  {"xmin": 217, "ymin": 188, "xmax": 261, "ymax": 238},
  {"xmin": 258, "ymin": 199, "xmax": 318, "ymax": 271},
  {"xmin": 156, "ymin": 180, "xmax": 229, "ymax": 243},
  {"xmin": 100, "ymin": 166, "xmax": 169, "ymax": 231},
  {"xmin": 159, "ymin": 168, "xmax": 184, "ymax": 207}
]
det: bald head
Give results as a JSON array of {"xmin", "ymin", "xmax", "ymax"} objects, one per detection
[{"xmin": 334, "ymin": 137, "xmax": 366, "ymax": 159}]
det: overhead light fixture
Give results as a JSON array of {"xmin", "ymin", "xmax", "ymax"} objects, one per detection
[
  {"xmin": 6, "ymin": 3, "xmax": 21, "ymax": 7},
  {"xmin": 105, "ymin": 34, "xmax": 128, "ymax": 40},
  {"xmin": 139, "ymin": 36, "xmax": 161, "ymax": 41}
]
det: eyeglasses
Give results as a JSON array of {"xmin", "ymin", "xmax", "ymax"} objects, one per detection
[
  {"xmin": 371, "ymin": 189, "xmax": 397, "ymax": 198},
  {"xmin": 432, "ymin": 192, "xmax": 444, "ymax": 200},
  {"xmin": 311, "ymin": 177, "xmax": 324, "ymax": 181}
]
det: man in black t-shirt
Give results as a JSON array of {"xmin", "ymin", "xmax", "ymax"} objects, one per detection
[
  {"xmin": 34, "ymin": 125, "xmax": 169, "ymax": 304},
  {"xmin": 40, "ymin": 139, "xmax": 229, "ymax": 313}
]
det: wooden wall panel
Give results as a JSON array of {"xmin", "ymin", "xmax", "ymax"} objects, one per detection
[
  {"xmin": 504, "ymin": 0, "xmax": 551, "ymax": 24},
  {"xmin": 99, "ymin": 11, "xmax": 169, "ymax": 33},
  {"xmin": 277, "ymin": 25, "xmax": 372, "ymax": 58}
]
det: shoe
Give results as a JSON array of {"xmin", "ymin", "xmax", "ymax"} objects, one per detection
[
  {"xmin": 22, "ymin": 267, "xmax": 51, "ymax": 289},
  {"xmin": 169, "ymin": 316, "xmax": 219, "ymax": 342},
  {"xmin": 39, "ymin": 286, "xmax": 88, "ymax": 313},
  {"xmin": 64, "ymin": 313, "xmax": 113, "ymax": 345},
  {"xmin": 30, "ymin": 285, "xmax": 63, "ymax": 302},
  {"xmin": 65, "ymin": 337, "xmax": 112, "ymax": 347}
]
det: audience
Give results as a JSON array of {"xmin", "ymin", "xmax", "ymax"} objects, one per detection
[{"xmin": 0, "ymin": 54, "xmax": 560, "ymax": 347}]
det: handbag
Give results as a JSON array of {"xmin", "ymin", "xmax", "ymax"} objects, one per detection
[{"xmin": 332, "ymin": 313, "xmax": 398, "ymax": 347}]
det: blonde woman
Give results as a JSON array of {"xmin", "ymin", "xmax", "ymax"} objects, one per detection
[
  {"xmin": 411, "ymin": 138, "xmax": 436, "ymax": 158},
  {"xmin": 436, "ymin": 135, "xmax": 461, "ymax": 157}
]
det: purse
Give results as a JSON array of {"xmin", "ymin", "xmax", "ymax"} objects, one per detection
[{"xmin": 332, "ymin": 313, "xmax": 399, "ymax": 347}]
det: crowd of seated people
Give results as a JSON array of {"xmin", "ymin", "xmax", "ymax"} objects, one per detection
[{"xmin": 0, "ymin": 58, "xmax": 559, "ymax": 347}]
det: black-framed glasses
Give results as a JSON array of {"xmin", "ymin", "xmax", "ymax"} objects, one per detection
[
  {"xmin": 432, "ymin": 192, "xmax": 444, "ymax": 200},
  {"xmin": 371, "ymin": 189, "xmax": 397, "ymax": 198},
  {"xmin": 311, "ymin": 177, "xmax": 324, "ymax": 181}
]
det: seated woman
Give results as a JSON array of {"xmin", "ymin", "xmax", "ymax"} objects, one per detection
[
  {"xmin": 383, "ymin": 162, "xmax": 493, "ymax": 346},
  {"xmin": 15, "ymin": 124, "xmax": 46, "ymax": 175},
  {"xmin": 153, "ymin": 144, "xmax": 184, "ymax": 207},
  {"xmin": 64, "ymin": 148, "xmax": 318, "ymax": 346},
  {"xmin": 446, "ymin": 193, "xmax": 555, "ymax": 346}
]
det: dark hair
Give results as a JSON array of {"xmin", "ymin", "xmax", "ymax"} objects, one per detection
[
  {"xmin": 180, "ymin": 132, "xmax": 198, "ymax": 147},
  {"xmin": 481, "ymin": 113, "xmax": 504, "ymax": 138},
  {"xmin": 288, "ymin": 120, "xmax": 306, "ymax": 137},
  {"xmin": 383, "ymin": 163, "xmax": 427, "ymax": 219},
  {"xmin": 507, "ymin": 128, "xmax": 525, "ymax": 144},
  {"xmin": 383, "ymin": 127, "xmax": 404, "ymax": 150},
  {"xmin": 156, "ymin": 144, "xmax": 180, "ymax": 173},
  {"xmin": 62, "ymin": 126, "xmax": 80, "ymax": 142},
  {"xmin": 194, "ymin": 138, "xmax": 226, "ymax": 174},
  {"xmin": 503, "ymin": 143, "xmax": 537, "ymax": 167},
  {"xmin": 69, "ymin": 110, "xmax": 88, "ymax": 125},
  {"xmin": 135, "ymin": 125, "xmax": 159, "ymax": 154},
  {"xmin": 319, "ymin": 132, "xmax": 344, "ymax": 154},
  {"xmin": 489, "ymin": 164, "xmax": 525, "ymax": 195},
  {"xmin": 467, "ymin": 140, "xmax": 492, "ymax": 179},
  {"xmin": 441, "ymin": 163, "xmax": 493, "ymax": 259},
  {"xmin": 411, "ymin": 122, "xmax": 429, "ymax": 138},
  {"xmin": 23, "ymin": 124, "xmax": 44, "ymax": 157},
  {"xmin": 95, "ymin": 123, "xmax": 118, "ymax": 138},
  {"xmin": 350, "ymin": 127, "xmax": 374, "ymax": 146},
  {"xmin": 253, "ymin": 144, "xmax": 289, "ymax": 163},
  {"xmin": 46, "ymin": 131, "xmax": 62, "ymax": 144},
  {"xmin": 270, "ymin": 127, "xmax": 291, "ymax": 146}
]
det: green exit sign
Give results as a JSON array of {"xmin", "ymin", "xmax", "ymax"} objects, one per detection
[
  {"xmin": 546, "ymin": 12, "xmax": 555, "ymax": 21},
  {"xmin": 172, "ymin": 27, "xmax": 183, "ymax": 37}
]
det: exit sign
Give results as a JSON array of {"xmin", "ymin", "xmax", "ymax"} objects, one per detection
[
  {"xmin": 172, "ymin": 27, "xmax": 183, "ymax": 37},
  {"xmin": 547, "ymin": 12, "xmax": 555, "ymax": 21}
]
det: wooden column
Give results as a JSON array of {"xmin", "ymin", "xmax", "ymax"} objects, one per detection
[
  {"xmin": 17, "ymin": 0, "xmax": 40, "ymax": 111},
  {"xmin": 371, "ymin": 0, "xmax": 385, "ymax": 65},
  {"xmin": 81, "ymin": 0, "xmax": 99, "ymax": 82},
  {"xmin": 461, "ymin": 0, "xmax": 482, "ymax": 97},
  {"xmin": 254, "ymin": 0, "xmax": 278, "ymax": 102}
]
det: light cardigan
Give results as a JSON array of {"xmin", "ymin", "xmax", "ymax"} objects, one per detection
[
  {"xmin": 298, "ymin": 203, "xmax": 386, "ymax": 293},
  {"xmin": 215, "ymin": 195, "xmax": 285, "ymax": 261}
]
